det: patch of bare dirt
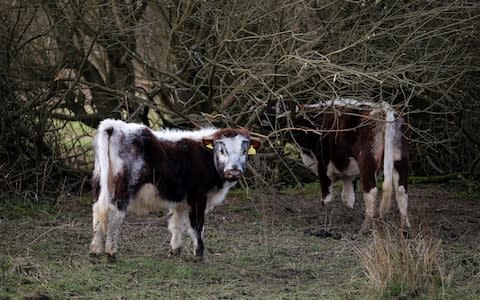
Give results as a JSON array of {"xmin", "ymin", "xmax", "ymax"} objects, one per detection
[
  {"xmin": 209, "ymin": 183, "xmax": 480, "ymax": 247},
  {"xmin": 4, "ymin": 183, "xmax": 479, "ymax": 260}
]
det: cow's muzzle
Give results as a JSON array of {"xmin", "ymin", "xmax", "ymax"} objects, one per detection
[{"xmin": 224, "ymin": 169, "xmax": 243, "ymax": 181}]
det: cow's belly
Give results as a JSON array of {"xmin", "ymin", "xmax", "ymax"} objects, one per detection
[
  {"xmin": 327, "ymin": 157, "xmax": 360, "ymax": 180},
  {"xmin": 128, "ymin": 183, "xmax": 177, "ymax": 215},
  {"xmin": 300, "ymin": 151, "xmax": 360, "ymax": 180},
  {"xmin": 128, "ymin": 181, "xmax": 238, "ymax": 216}
]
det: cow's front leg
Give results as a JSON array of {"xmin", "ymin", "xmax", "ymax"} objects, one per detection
[
  {"xmin": 318, "ymin": 161, "xmax": 334, "ymax": 205},
  {"xmin": 187, "ymin": 196, "xmax": 207, "ymax": 262},
  {"xmin": 168, "ymin": 205, "xmax": 189, "ymax": 256}
]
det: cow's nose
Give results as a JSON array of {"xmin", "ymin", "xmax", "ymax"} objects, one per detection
[{"xmin": 224, "ymin": 169, "xmax": 242, "ymax": 181}]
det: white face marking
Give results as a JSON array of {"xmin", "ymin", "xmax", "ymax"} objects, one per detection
[{"xmin": 214, "ymin": 135, "xmax": 250, "ymax": 178}]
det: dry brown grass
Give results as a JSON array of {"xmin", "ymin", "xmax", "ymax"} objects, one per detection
[{"xmin": 357, "ymin": 223, "xmax": 448, "ymax": 298}]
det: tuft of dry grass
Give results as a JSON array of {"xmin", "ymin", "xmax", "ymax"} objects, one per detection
[
  {"xmin": 357, "ymin": 223, "xmax": 448, "ymax": 298},
  {"xmin": 1, "ymin": 256, "xmax": 46, "ymax": 284}
]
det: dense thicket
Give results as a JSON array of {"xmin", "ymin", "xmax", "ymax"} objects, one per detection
[{"xmin": 1, "ymin": 0, "xmax": 479, "ymax": 197}]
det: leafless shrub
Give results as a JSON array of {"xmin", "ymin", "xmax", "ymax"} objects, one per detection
[{"xmin": 1, "ymin": 0, "xmax": 479, "ymax": 197}]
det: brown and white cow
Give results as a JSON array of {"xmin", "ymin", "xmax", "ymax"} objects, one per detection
[
  {"xmin": 89, "ymin": 119, "xmax": 261, "ymax": 262},
  {"xmin": 264, "ymin": 99, "xmax": 409, "ymax": 232}
]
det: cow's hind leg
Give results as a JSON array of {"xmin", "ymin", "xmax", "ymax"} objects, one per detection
[
  {"xmin": 379, "ymin": 180, "xmax": 393, "ymax": 218},
  {"xmin": 341, "ymin": 176, "xmax": 356, "ymax": 208},
  {"xmin": 358, "ymin": 155, "xmax": 378, "ymax": 234},
  {"xmin": 104, "ymin": 204, "xmax": 126, "ymax": 262},
  {"xmin": 168, "ymin": 205, "xmax": 188, "ymax": 256},
  {"xmin": 90, "ymin": 200, "xmax": 107, "ymax": 259},
  {"xmin": 361, "ymin": 187, "xmax": 378, "ymax": 233},
  {"xmin": 394, "ymin": 165, "xmax": 410, "ymax": 228}
]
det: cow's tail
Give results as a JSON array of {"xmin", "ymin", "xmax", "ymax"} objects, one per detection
[
  {"xmin": 380, "ymin": 104, "xmax": 395, "ymax": 216},
  {"xmin": 94, "ymin": 120, "xmax": 119, "ymax": 233}
]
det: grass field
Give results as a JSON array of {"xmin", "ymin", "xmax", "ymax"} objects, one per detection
[{"xmin": 1, "ymin": 182, "xmax": 480, "ymax": 299}]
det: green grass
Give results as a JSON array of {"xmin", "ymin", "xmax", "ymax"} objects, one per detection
[
  {"xmin": 0, "ymin": 199, "xmax": 366, "ymax": 299},
  {"xmin": 2, "ymin": 184, "xmax": 480, "ymax": 299},
  {"xmin": 0, "ymin": 236, "xmax": 365, "ymax": 299},
  {"xmin": 0, "ymin": 197, "xmax": 57, "ymax": 219}
]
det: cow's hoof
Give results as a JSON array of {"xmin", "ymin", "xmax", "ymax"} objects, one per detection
[
  {"xmin": 194, "ymin": 255, "xmax": 209, "ymax": 263},
  {"xmin": 168, "ymin": 246, "xmax": 182, "ymax": 257},
  {"xmin": 106, "ymin": 253, "xmax": 117, "ymax": 263},
  {"xmin": 401, "ymin": 217, "xmax": 411, "ymax": 230},
  {"xmin": 89, "ymin": 252, "xmax": 102, "ymax": 264},
  {"xmin": 401, "ymin": 227, "xmax": 414, "ymax": 239},
  {"xmin": 359, "ymin": 224, "xmax": 373, "ymax": 235},
  {"xmin": 201, "ymin": 255, "xmax": 209, "ymax": 263}
]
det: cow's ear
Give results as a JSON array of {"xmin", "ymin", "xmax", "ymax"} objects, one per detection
[
  {"xmin": 250, "ymin": 138, "xmax": 262, "ymax": 149},
  {"xmin": 248, "ymin": 138, "xmax": 262, "ymax": 155},
  {"xmin": 202, "ymin": 138, "xmax": 214, "ymax": 149}
]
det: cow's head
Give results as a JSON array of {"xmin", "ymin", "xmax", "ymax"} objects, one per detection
[
  {"xmin": 260, "ymin": 101, "xmax": 294, "ymax": 131},
  {"xmin": 203, "ymin": 129, "xmax": 261, "ymax": 181}
]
